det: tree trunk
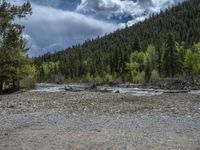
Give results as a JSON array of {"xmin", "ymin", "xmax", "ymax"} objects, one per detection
[
  {"xmin": 0, "ymin": 81, "xmax": 3, "ymax": 94},
  {"xmin": 12, "ymin": 80, "xmax": 20, "ymax": 91}
]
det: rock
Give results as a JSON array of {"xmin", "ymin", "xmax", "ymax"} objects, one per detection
[
  {"xmin": 115, "ymin": 90, "xmax": 120, "ymax": 93},
  {"xmin": 65, "ymin": 86, "xmax": 82, "ymax": 92},
  {"xmin": 8, "ymin": 105, "xmax": 15, "ymax": 109},
  {"xmin": 100, "ymin": 88, "xmax": 113, "ymax": 93},
  {"xmin": 85, "ymin": 83, "xmax": 97, "ymax": 91},
  {"xmin": 65, "ymin": 86, "xmax": 73, "ymax": 91},
  {"xmin": 4, "ymin": 133, "xmax": 8, "ymax": 136}
]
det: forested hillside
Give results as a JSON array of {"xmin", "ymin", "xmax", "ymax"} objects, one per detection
[{"xmin": 35, "ymin": 0, "xmax": 200, "ymax": 83}]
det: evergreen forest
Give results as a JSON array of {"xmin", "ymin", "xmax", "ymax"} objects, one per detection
[{"xmin": 35, "ymin": 0, "xmax": 200, "ymax": 84}]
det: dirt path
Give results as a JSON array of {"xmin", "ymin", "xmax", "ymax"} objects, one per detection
[{"xmin": 0, "ymin": 91, "xmax": 200, "ymax": 149}]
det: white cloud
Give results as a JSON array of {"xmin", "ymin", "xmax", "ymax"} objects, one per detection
[
  {"xmin": 11, "ymin": 0, "xmax": 184, "ymax": 56},
  {"xmin": 76, "ymin": 0, "xmax": 184, "ymax": 26},
  {"xmin": 18, "ymin": 3, "xmax": 117, "ymax": 56},
  {"xmin": 76, "ymin": 0, "xmax": 142, "ymax": 19}
]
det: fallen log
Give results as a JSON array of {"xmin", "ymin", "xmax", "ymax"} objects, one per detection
[
  {"xmin": 158, "ymin": 90, "xmax": 189, "ymax": 93},
  {"xmin": 65, "ymin": 86, "xmax": 83, "ymax": 92},
  {"xmin": 98, "ymin": 88, "xmax": 113, "ymax": 93}
]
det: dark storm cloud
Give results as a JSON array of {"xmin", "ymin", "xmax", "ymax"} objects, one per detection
[
  {"xmin": 17, "ymin": 2, "xmax": 117, "ymax": 56},
  {"xmin": 11, "ymin": 0, "xmax": 184, "ymax": 55},
  {"xmin": 30, "ymin": 0, "xmax": 81, "ymax": 10}
]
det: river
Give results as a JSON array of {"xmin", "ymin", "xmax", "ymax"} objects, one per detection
[{"xmin": 31, "ymin": 83, "xmax": 200, "ymax": 96}]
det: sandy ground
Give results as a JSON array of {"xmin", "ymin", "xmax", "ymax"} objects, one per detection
[{"xmin": 0, "ymin": 91, "xmax": 200, "ymax": 150}]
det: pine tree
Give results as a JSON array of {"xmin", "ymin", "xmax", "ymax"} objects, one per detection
[
  {"xmin": 155, "ymin": 41, "xmax": 164, "ymax": 76},
  {"xmin": 145, "ymin": 60, "xmax": 152, "ymax": 83},
  {"xmin": 0, "ymin": 1, "xmax": 32, "ymax": 93},
  {"xmin": 132, "ymin": 36, "xmax": 141, "ymax": 51},
  {"xmin": 163, "ymin": 33, "xmax": 179, "ymax": 77}
]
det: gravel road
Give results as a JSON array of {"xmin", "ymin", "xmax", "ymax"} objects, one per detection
[{"xmin": 0, "ymin": 91, "xmax": 200, "ymax": 149}]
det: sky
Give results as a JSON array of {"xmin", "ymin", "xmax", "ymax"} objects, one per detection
[{"xmin": 11, "ymin": 0, "xmax": 184, "ymax": 56}]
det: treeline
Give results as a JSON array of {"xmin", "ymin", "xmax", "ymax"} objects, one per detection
[
  {"xmin": 0, "ymin": 1, "xmax": 35, "ymax": 93},
  {"xmin": 126, "ymin": 33, "xmax": 200, "ymax": 83},
  {"xmin": 35, "ymin": 0, "xmax": 200, "ymax": 83}
]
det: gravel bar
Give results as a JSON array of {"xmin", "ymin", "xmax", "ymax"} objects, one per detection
[{"xmin": 0, "ymin": 91, "xmax": 200, "ymax": 149}]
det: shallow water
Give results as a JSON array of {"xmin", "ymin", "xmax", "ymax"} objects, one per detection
[
  {"xmin": 32, "ymin": 83, "xmax": 164, "ymax": 96},
  {"xmin": 32, "ymin": 83, "xmax": 200, "ymax": 96}
]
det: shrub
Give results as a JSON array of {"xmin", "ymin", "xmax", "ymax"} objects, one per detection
[
  {"xmin": 104, "ymin": 74, "xmax": 113, "ymax": 82},
  {"xmin": 133, "ymin": 71, "xmax": 145, "ymax": 83},
  {"xmin": 54, "ymin": 73, "xmax": 65, "ymax": 84},
  {"xmin": 94, "ymin": 75, "xmax": 103, "ymax": 83},
  {"xmin": 151, "ymin": 70, "xmax": 160, "ymax": 81},
  {"xmin": 84, "ymin": 73, "xmax": 93, "ymax": 82},
  {"xmin": 20, "ymin": 76, "xmax": 36, "ymax": 89}
]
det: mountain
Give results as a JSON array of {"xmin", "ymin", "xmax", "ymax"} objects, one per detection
[{"xmin": 35, "ymin": 0, "xmax": 200, "ymax": 82}]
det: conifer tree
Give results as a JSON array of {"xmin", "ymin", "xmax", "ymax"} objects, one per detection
[
  {"xmin": 163, "ymin": 33, "xmax": 179, "ymax": 77},
  {"xmin": 155, "ymin": 41, "xmax": 164, "ymax": 75},
  {"xmin": 145, "ymin": 60, "xmax": 152, "ymax": 83},
  {"xmin": 0, "ymin": 0, "xmax": 33, "ymax": 93},
  {"xmin": 132, "ymin": 36, "xmax": 141, "ymax": 51}
]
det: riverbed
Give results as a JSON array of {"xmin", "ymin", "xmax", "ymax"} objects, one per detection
[
  {"xmin": 32, "ymin": 83, "xmax": 200, "ymax": 96},
  {"xmin": 0, "ymin": 90, "xmax": 200, "ymax": 149}
]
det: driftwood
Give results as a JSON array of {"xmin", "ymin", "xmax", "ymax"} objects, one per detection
[
  {"xmin": 84, "ymin": 83, "xmax": 97, "ymax": 91},
  {"xmin": 65, "ymin": 83, "xmax": 97, "ymax": 92},
  {"xmin": 98, "ymin": 88, "xmax": 113, "ymax": 93},
  {"xmin": 65, "ymin": 86, "xmax": 83, "ymax": 92},
  {"xmin": 161, "ymin": 90, "xmax": 189, "ymax": 94}
]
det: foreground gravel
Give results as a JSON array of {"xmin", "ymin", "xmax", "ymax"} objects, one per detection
[{"xmin": 0, "ymin": 91, "xmax": 200, "ymax": 150}]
